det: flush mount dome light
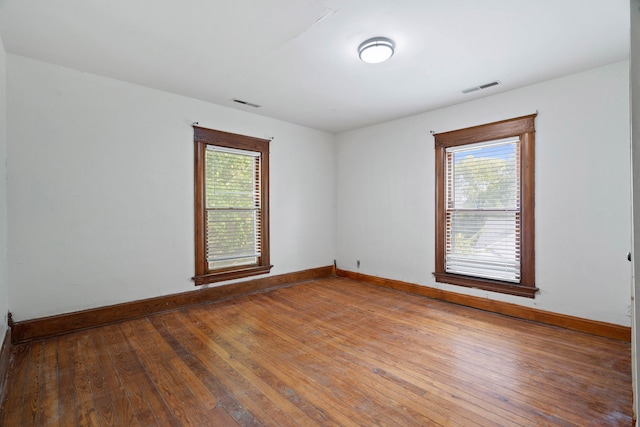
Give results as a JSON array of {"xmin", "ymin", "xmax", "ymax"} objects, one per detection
[{"xmin": 358, "ymin": 37, "xmax": 395, "ymax": 64}]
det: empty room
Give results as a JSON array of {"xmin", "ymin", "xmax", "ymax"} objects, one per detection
[{"xmin": 0, "ymin": 0, "xmax": 638, "ymax": 425}]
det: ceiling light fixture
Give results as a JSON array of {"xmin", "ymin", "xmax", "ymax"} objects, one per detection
[{"xmin": 358, "ymin": 37, "xmax": 395, "ymax": 64}]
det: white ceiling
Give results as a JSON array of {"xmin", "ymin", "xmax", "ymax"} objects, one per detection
[{"xmin": 0, "ymin": 0, "xmax": 630, "ymax": 134}]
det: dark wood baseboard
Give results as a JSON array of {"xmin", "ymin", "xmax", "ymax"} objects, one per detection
[
  {"xmin": 11, "ymin": 266, "xmax": 630, "ymax": 344},
  {"xmin": 337, "ymin": 269, "xmax": 631, "ymax": 342},
  {"xmin": 12, "ymin": 265, "xmax": 335, "ymax": 344},
  {"xmin": 0, "ymin": 326, "xmax": 12, "ymax": 403}
]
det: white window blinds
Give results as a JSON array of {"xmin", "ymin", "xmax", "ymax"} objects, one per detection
[
  {"xmin": 445, "ymin": 137, "xmax": 521, "ymax": 282},
  {"xmin": 205, "ymin": 146, "xmax": 261, "ymax": 270}
]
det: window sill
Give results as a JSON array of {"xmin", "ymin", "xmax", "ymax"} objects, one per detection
[
  {"xmin": 193, "ymin": 264, "xmax": 274, "ymax": 286},
  {"xmin": 433, "ymin": 272, "xmax": 538, "ymax": 298}
]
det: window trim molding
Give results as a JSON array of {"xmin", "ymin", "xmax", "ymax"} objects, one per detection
[
  {"xmin": 193, "ymin": 126, "xmax": 272, "ymax": 286},
  {"xmin": 433, "ymin": 114, "xmax": 538, "ymax": 298}
]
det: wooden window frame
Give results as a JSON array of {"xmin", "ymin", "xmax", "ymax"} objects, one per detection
[
  {"xmin": 193, "ymin": 126, "xmax": 272, "ymax": 286},
  {"xmin": 433, "ymin": 114, "xmax": 537, "ymax": 298}
]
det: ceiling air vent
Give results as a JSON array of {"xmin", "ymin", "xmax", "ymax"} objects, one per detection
[
  {"xmin": 461, "ymin": 81, "xmax": 500, "ymax": 94},
  {"xmin": 232, "ymin": 98, "xmax": 261, "ymax": 108}
]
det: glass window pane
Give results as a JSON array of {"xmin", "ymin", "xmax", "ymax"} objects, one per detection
[{"xmin": 206, "ymin": 209, "xmax": 259, "ymax": 261}]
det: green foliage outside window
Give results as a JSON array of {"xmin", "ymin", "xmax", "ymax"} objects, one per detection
[
  {"xmin": 205, "ymin": 148, "xmax": 260, "ymax": 269},
  {"xmin": 448, "ymin": 143, "xmax": 518, "ymax": 263}
]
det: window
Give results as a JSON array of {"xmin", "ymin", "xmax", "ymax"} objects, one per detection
[
  {"xmin": 433, "ymin": 114, "xmax": 537, "ymax": 298},
  {"xmin": 193, "ymin": 126, "xmax": 272, "ymax": 285}
]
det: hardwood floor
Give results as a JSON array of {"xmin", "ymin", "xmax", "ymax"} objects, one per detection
[{"xmin": 0, "ymin": 277, "xmax": 633, "ymax": 426}]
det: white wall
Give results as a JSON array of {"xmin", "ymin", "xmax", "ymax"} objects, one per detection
[
  {"xmin": 336, "ymin": 61, "xmax": 631, "ymax": 326},
  {"xmin": 4, "ymin": 54, "xmax": 631, "ymax": 327},
  {"xmin": 6, "ymin": 55, "xmax": 336, "ymax": 321},
  {"xmin": 0, "ymin": 34, "xmax": 8, "ymax": 334},
  {"xmin": 629, "ymin": 0, "xmax": 640, "ymax": 419}
]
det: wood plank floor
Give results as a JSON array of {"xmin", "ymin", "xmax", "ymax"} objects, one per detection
[{"xmin": 0, "ymin": 277, "xmax": 633, "ymax": 426}]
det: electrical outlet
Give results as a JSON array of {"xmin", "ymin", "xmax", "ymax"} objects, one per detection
[{"xmin": 627, "ymin": 304, "xmax": 632, "ymax": 317}]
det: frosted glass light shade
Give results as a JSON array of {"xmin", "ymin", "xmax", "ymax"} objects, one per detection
[{"xmin": 358, "ymin": 37, "xmax": 395, "ymax": 64}]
